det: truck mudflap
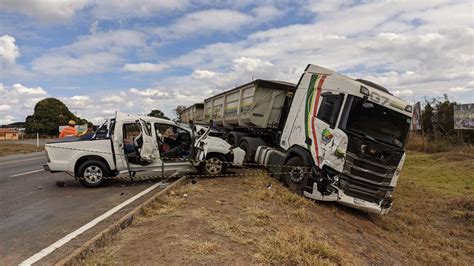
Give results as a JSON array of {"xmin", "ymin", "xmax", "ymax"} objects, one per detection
[{"xmin": 303, "ymin": 188, "xmax": 391, "ymax": 215}]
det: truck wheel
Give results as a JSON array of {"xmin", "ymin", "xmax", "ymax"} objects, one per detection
[
  {"xmin": 200, "ymin": 154, "xmax": 228, "ymax": 176},
  {"xmin": 238, "ymin": 139, "xmax": 250, "ymax": 162},
  {"xmin": 283, "ymin": 156, "xmax": 308, "ymax": 195},
  {"xmin": 238, "ymin": 137, "xmax": 266, "ymax": 163},
  {"xmin": 78, "ymin": 159, "xmax": 109, "ymax": 188}
]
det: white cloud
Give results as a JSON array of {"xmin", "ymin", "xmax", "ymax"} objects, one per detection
[
  {"xmin": 449, "ymin": 86, "xmax": 471, "ymax": 92},
  {"xmin": 90, "ymin": 0, "xmax": 188, "ymax": 20},
  {"xmin": 32, "ymin": 30, "xmax": 147, "ymax": 76},
  {"xmin": 0, "ymin": 115, "xmax": 15, "ymax": 125},
  {"xmin": 0, "ymin": 83, "xmax": 49, "ymax": 123},
  {"xmin": 155, "ymin": 9, "xmax": 253, "ymax": 39},
  {"xmin": 0, "ymin": 0, "xmax": 88, "ymax": 22},
  {"xmin": 192, "ymin": 69, "xmax": 217, "ymax": 79},
  {"xmin": 123, "ymin": 63, "xmax": 168, "ymax": 72},
  {"xmin": 101, "ymin": 95, "xmax": 125, "ymax": 104},
  {"xmin": 63, "ymin": 95, "xmax": 91, "ymax": 110},
  {"xmin": 252, "ymin": 5, "xmax": 283, "ymax": 23},
  {"xmin": 0, "ymin": 104, "xmax": 11, "ymax": 111},
  {"xmin": 393, "ymin": 90, "xmax": 414, "ymax": 97},
  {"xmin": 0, "ymin": 35, "xmax": 19, "ymax": 64},
  {"xmin": 129, "ymin": 88, "xmax": 170, "ymax": 98},
  {"xmin": 12, "ymin": 83, "xmax": 46, "ymax": 95},
  {"xmin": 232, "ymin": 57, "xmax": 274, "ymax": 72}
]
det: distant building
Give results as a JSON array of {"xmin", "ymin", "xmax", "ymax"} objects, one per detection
[{"xmin": 0, "ymin": 128, "xmax": 19, "ymax": 140}]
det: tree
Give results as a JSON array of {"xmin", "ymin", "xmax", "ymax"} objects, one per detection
[
  {"xmin": 174, "ymin": 105, "xmax": 187, "ymax": 122},
  {"xmin": 147, "ymin": 109, "xmax": 169, "ymax": 120},
  {"xmin": 25, "ymin": 98, "xmax": 88, "ymax": 136},
  {"xmin": 421, "ymin": 100, "xmax": 434, "ymax": 136}
]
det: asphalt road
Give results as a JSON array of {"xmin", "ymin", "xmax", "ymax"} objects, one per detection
[{"xmin": 0, "ymin": 152, "xmax": 175, "ymax": 265}]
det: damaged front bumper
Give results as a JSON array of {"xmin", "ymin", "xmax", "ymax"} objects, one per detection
[{"xmin": 304, "ymin": 186, "xmax": 392, "ymax": 215}]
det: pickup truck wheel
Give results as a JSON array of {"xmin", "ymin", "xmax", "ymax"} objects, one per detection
[
  {"xmin": 283, "ymin": 156, "xmax": 308, "ymax": 195},
  {"xmin": 200, "ymin": 154, "xmax": 228, "ymax": 176},
  {"xmin": 78, "ymin": 160, "xmax": 109, "ymax": 188}
]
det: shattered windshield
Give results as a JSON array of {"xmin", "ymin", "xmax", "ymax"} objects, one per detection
[
  {"xmin": 93, "ymin": 119, "xmax": 114, "ymax": 139},
  {"xmin": 342, "ymin": 96, "xmax": 411, "ymax": 148}
]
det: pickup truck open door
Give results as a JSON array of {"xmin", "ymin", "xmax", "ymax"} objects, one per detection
[{"xmin": 137, "ymin": 119, "xmax": 160, "ymax": 163}]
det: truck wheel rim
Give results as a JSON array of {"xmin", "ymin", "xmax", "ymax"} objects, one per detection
[
  {"xmin": 289, "ymin": 167, "xmax": 304, "ymax": 184},
  {"xmin": 84, "ymin": 166, "xmax": 103, "ymax": 183},
  {"xmin": 206, "ymin": 158, "xmax": 222, "ymax": 174}
]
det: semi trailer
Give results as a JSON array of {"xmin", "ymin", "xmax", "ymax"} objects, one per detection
[
  {"xmin": 194, "ymin": 64, "xmax": 413, "ymax": 214},
  {"xmin": 181, "ymin": 103, "xmax": 205, "ymax": 124}
]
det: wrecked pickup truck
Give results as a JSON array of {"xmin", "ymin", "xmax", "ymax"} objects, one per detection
[{"xmin": 44, "ymin": 112, "xmax": 245, "ymax": 187}]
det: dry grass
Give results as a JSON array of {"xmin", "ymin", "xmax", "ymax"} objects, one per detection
[
  {"xmin": 254, "ymin": 228, "xmax": 342, "ymax": 265},
  {"xmin": 370, "ymin": 151, "xmax": 474, "ymax": 264},
  {"xmin": 181, "ymin": 240, "xmax": 220, "ymax": 255},
  {"xmin": 406, "ymin": 133, "xmax": 474, "ymax": 154},
  {"xmin": 208, "ymin": 219, "xmax": 254, "ymax": 245},
  {"xmin": 84, "ymin": 151, "xmax": 473, "ymax": 265},
  {"xmin": 0, "ymin": 143, "xmax": 43, "ymax": 156}
]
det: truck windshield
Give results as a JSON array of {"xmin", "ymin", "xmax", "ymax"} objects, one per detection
[{"xmin": 342, "ymin": 96, "xmax": 411, "ymax": 148}]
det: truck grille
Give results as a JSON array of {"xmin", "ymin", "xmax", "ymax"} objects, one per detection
[{"xmin": 338, "ymin": 135, "xmax": 403, "ymax": 203}]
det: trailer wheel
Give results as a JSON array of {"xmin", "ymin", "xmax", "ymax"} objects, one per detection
[
  {"xmin": 200, "ymin": 154, "xmax": 228, "ymax": 176},
  {"xmin": 283, "ymin": 156, "xmax": 308, "ymax": 195},
  {"xmin": 78, "ymin": 159, "xmax": 109, "ymax": 188}
]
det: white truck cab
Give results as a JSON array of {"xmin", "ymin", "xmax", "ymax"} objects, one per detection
[
  {"xmin": 44, "ymin": 112, "xmax": 245, "ymax": 187},
  {"xmin": 255, "ymin": 64, "xmax": 413, "ymax": 214}
]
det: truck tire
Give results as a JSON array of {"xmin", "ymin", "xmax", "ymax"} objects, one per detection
[
  {"xmin": 283, "ymin": 156, "xmax": 308, "ymax": 195},
  {"xmin": 199, "ymin": 154, "xmax": 228, "ymax": 176},
  {"xmin": 238, "ymin": 137, "xmax": 266, "ymax": 163},
  {"xmin": 226, "ymin": 132, "xmax": 247, "ymax": 146},
  {"xmin": 77, "ymin": 159, "xmax": 109, "ymax": 188}
]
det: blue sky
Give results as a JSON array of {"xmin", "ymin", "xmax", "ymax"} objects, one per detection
[{"xmin": 0, "ymin": 0, "xmax": 473, "ymax": 124}]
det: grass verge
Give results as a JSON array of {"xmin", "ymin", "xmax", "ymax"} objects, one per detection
[
  {"xmin": 0, "ymin": 143, "xmax": 43, "ymax": 156},
  {"xmin": 83, "ymin": 151, "xmax": 473, "ymax": 264}
]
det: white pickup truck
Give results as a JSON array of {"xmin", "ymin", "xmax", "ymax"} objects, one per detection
[{"xmin": 44, "ymin": 112, "xmax": 245, "ymax": 187}]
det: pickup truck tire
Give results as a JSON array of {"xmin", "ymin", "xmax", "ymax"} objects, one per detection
[
  {"xmin": 283, "ymin": 156, "xmax": 308, "ymax": 195},
  {"xmin": 199, "ymin": 154, "xmax": 228, "ymax": 176},
  {"xmin": 78, "ymin": 159, "xmax": 109, "ymax": 188}
]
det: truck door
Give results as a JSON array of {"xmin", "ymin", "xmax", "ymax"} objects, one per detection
[{"xmin": 137, "ymin": 119, "xmax": 160, "ymax": 163}]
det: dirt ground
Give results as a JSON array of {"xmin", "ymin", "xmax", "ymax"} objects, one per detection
[
  {"xmin": 84, "ymin": 152, "xmax": 473, "ymax": 265},
  {"xmin": 0, "ymin": 143, "xmax": 44, "ymax": 156}
]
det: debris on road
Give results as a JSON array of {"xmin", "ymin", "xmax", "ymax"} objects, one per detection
[{"xmin": 56, "ymin": 181, "xmax": 66, "ymax": 187}]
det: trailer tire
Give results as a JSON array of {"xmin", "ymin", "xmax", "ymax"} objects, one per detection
[
  {"xmin": 226, "ymin": 132, "xmax": 247, "ymax": 147},
  {"xmin": 199, "ymin": 154, "xmax": 228, "ymax": 176},
  {"xmin": 77, "ymin": 159, "xmax": 109, "ymax": 188},
  {"xmin": 283, "ymin": 156, "xmax": 308, "ymax": 195}
]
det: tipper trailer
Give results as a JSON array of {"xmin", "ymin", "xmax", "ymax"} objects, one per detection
[
  {"xmin": 198, "ymin": 64, "xmax": 413, "ymax": 214},
  {"xmin": 181, "ymin": 103, "xmax": 205, "ymax": 124}
]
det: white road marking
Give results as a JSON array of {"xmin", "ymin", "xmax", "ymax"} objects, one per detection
[
  {"xmin": 19, "ymin": 173, "xmax": 177, "ymax": 266},
  {"xmin": 10, "ymin": 169, "xmax": 44, "ymax": 177}
]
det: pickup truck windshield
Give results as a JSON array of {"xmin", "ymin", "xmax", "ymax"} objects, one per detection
[{"xmin": 342, "ymin": 95, "xmax": 410, "ymax": 148}]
